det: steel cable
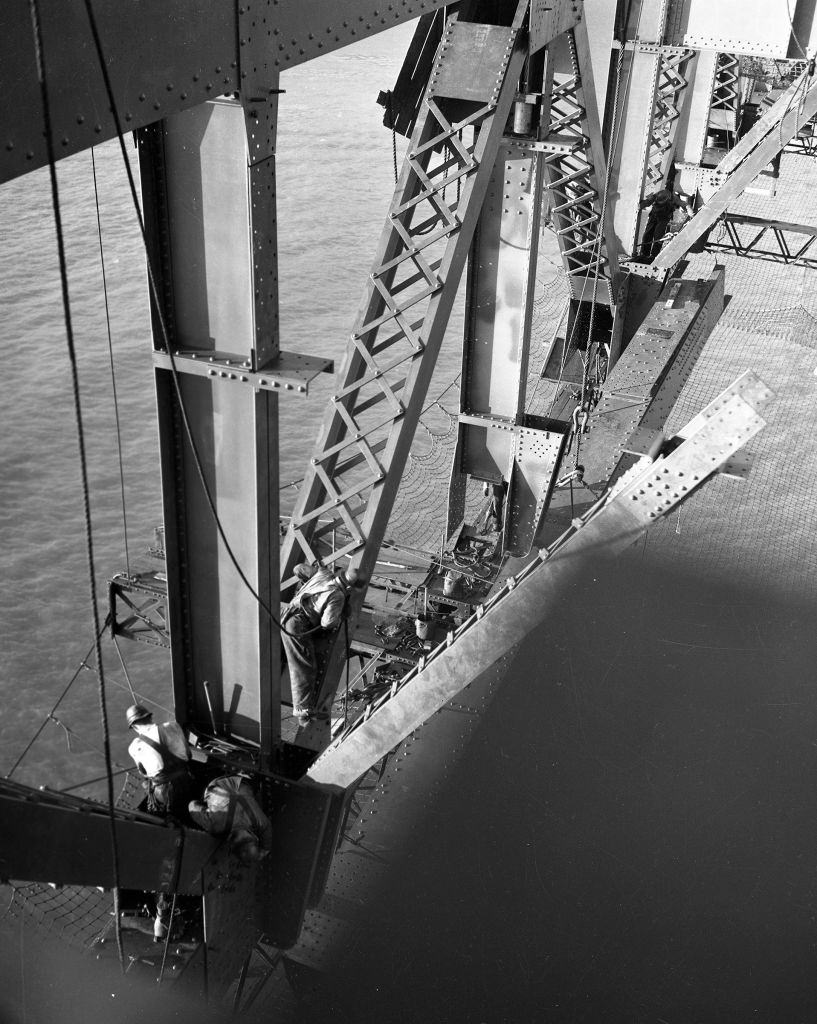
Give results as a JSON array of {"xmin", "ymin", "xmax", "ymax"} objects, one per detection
[{"xmin": 27, "ymin": 0, "xmax": 124, "ymax": 971}]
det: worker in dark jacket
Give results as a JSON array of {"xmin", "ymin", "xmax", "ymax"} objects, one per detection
[
  {"xmin": 126, "ymin": 704, "xmax": 197, "ymax": 820},
  {"xmin": 281, "ymin": 563, "xmax": 361, "ymax": 725},
  {"xmin": 189, "ymin": 775, "xmax": 272, "ymax": 864},
  {"xmin": 639, "ymin": 187, "xmax": 691, "ymax": 262}
]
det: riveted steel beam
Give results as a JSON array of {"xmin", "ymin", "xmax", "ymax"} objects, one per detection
[
  {"xmin": 0, "ymin": 777, "xmax": 217, "ymax": 893},
  {"xmin": 139, "ymin": 98, "xmax": 287, "ymax": 762},
  {"xmin": 0, "ymin": 0, "xmax": 451, "ymax": 185}
]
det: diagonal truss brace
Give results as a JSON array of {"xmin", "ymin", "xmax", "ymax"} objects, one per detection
[
  {"xmin": 281, "ymin": 5, "xmax": 529, "ymax": 595},
  {"xmin": 639, "ymin": 68, "xmax": 817, "ymax": 279},
  {"xmin": 307, "ymin": 371, "xmax": 773, "ymax": 789}
]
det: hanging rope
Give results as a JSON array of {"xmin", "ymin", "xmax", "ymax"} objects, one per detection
[
  {"xmin": 27, "ymin": 0, "xmax": 124, "ymax": 972},
  {"xmin": 91, "ymin": 146, "xmax": 131, "ymax": 577},
  {"xmin": 386, "ymin": 90, "xmax": 399, "ymax": 185}
]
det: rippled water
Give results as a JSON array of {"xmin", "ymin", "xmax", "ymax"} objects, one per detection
[{"xmin": 0, "ymin": 22, "xmax": 465, "ymax": 788}]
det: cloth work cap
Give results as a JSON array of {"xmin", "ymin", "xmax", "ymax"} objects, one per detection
[
  {"xmin": 126, "ymin": 703, "xmax": 152, "ymax": 728},
  {"xmin": 342, "ymin": 567, "xmax": 361, "ymax": 587}
]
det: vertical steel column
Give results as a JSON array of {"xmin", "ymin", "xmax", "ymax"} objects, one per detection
[
  {"xmin": 605, "ymin": 1, "xmax": 696, "ymax": 258},
  {"xmin": 139, "ymin": 92, "xmax": 282, "ymax": 761}
]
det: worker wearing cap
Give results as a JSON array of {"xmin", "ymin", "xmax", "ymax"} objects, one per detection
[
  {"xmin": 126, "ymin": 704, "xmax": 196, "ymax": 820},
  {"xmin": 189, "ymin": 775, "xmax": 272, "ymax": 865},
  {"xmin": 639, "ymin": 187, "xmax": 691, "ymax": 262},
  {"xmin": 281, "ymin": 563, "xmax": 361, "ymax": 726}
]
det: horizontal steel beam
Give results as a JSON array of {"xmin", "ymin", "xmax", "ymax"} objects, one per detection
[
  {"xmin": 0, "ymin": 0, "xmax": 449, "ymax": 184},
  {"xmin": 0, "ymin": 778, "xmax": 217, "ymax": 892},
  {"xmin": 153, "ymin": 349, "xmax": 333, "ymax": 397}
]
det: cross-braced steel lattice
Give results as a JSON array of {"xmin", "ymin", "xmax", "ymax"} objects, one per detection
[
  {"xmin": 644, "ymin": 48, "xmax": 695, "ymax": 191},
  {"xmin": 712, "ymin": 51, "xmax": 745, "ymax": 133},
  {"xmin": 706, "ymin": 214, "xmax": 817, "ymax": 269},
  {"xmin": 109, "ymin": 574, "xmax": 170, "ymax": 648},
  {"xmin": 541, "ymin": 31, "xmax": 618, "ymax": 304},
  {"xmin": 280, "ymin": 9, "xmax": 528, "ymax": 593}
]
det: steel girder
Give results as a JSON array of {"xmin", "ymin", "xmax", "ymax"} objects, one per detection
[
  {"xmin": 307, "ymin": 370, "xmax": 773, "ymax": 790},
  {"xmin": 0, "ymin": 0, "xmax": 451, "ymax": 185},
  {"xmin": 0, "ymin": 777, "xmax": 217, "ymax": 893},
  {"xmin": 278, "ymin": 5, "xmax": 531, "ymax": 750},
  {"xmin": 139, "ymin": 99, "xmax": 289, "ymax": 761},
  {"xmin": 638, "ymin": 68, "xmax": 817, "ymax": 279},
  {"xmin": 705, "ymin": 214, "xmax": 817, "ymax": 270},
  {"xmin": 540, "ymin": 24, "xmax": 621, "ymax": 305},
  {"xmin": 663, "ymin": 0, "xmax": 817, "ymax": 59}
]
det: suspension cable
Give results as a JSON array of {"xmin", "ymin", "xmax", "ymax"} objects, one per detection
[
  {"xmin": 27, "ymin": 0, "xmax": 124, "ymax": 972},
  {"xmin": 91, "ymin": 145, "xmax": 131, "ymax": 577}
]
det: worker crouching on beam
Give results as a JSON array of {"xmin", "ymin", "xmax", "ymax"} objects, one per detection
[
  {"xmin": 281, "ymin": 563, "xmax": 363, "ymax": 726},
  {"xmin": 189, "ymin": 775, "xmax": 272, "ymax": 864}
]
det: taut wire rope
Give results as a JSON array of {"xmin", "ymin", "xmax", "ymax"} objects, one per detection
[
  {"xmin": 27, "ymin": 0, "xmax": 124, "ymax": 971},
  {"xmin": 91, "ymin": 145, "xmax": 131, "ymax": 577}
]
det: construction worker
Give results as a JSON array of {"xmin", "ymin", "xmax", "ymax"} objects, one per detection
[
  {"xmin": 189, "ymin": 775, "xmax": 272, "ymax": 864},
  {"xmin": 639, "ymin": 187, "xmax": 691, "ymax": 262},
  {"xmin": 281, "ymin": 563, "xmax": 362, "ymax": 725},
  {"xmin": 125, "ymin": 704, "xmax": 197, "ymax": 820}
]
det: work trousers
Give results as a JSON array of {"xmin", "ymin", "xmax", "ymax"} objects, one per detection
[
  {"xmin": 147, "ymin": 767, "xmax": 195, "ymax": 822},
  {"xmin": 281, "ymin": 607, "xmax": 321, "ymax": 712}
]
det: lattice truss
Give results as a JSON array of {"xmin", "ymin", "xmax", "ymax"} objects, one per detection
[
  {"xmin": 281, "ymin": 28, "xmax": 522, "ymax": 589},
  {"xmin": 710, "ymin": 52, "xmax": 740, "ymax": 119},
  {"xmin": 541, "ymin": 32, "xmax": 613, "ymax": 299},
  {"xmin": 644, "ymin": 47, "xmax": 694, "ymax": 191},
  {"xmin": 707, "ymin": 217, "xmax": 817, "ymax": 269}
]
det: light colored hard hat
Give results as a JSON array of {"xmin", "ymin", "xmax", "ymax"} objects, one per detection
[{"xmin": 126, "ymin": 704, "xmax": 152, "ymax": 728}]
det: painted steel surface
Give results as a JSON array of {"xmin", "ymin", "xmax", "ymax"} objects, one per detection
[
  {"xmin": 0, "ymin": 0, "xmax": 449, "ymax": 184},
  {"xmin": 307, "ymin": 370, "xmax": 772, "ymax": 789},
  {"xmin": 138, "ymin": 102, "xmax": 282, "ymax": 754},
  {"xmin": 448, "ymin": 142, "xmax": 543, "ymax": 519},
  {"xmin": 0, "ymin": 778, "xmax": 217, "ymax": 893},
  {"xmin": 580, "ymin": 268, "xmax": 724, "ymax": 488}
]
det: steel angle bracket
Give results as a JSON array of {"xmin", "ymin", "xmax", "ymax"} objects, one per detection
[
  {"xmin": 507, "ymin": 420, "xmax": 569, "ymax": 556},
  {"xmin": 306, "ymin": 372, "xmax": 773, "ymax": 790}
]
